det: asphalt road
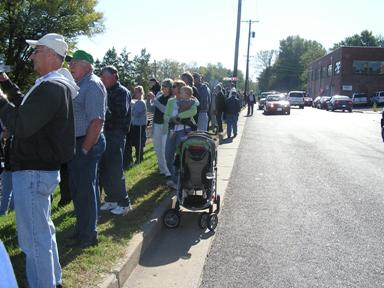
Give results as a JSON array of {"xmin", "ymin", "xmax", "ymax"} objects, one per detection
[{"xmin": 200, "ymin": 107, "xmax": 384, "ymax": 288}]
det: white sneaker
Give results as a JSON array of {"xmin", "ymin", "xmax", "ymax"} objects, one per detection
[
  {"xmin": 166, "ymin": 180, "xmax": 177, "ymax": 190},
  {"xmin": 100, "ymin": 202, "xmax": 118, "ymax": 211},
  {"xmin": 110, "ymin": 205, "xmax": 133, "ymax": 216}
]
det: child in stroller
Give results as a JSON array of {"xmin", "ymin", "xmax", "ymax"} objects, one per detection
[{"xmin": 163, "ymin": 131, "xmax": 221, "ymax": 231}]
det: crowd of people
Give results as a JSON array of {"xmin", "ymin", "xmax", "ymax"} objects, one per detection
[{"xmin": 0, "ymin": 32, "xmax": 247, "ymax": 287}]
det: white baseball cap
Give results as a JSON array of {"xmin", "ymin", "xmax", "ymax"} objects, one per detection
[{"xmin": 26, "ymin": 33, "xmax": 68, "ymax": 57}]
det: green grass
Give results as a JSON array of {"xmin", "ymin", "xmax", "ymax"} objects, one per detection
[{"xmin": 0, "ymin": 143, "xmax": 169, "ymax": 287}]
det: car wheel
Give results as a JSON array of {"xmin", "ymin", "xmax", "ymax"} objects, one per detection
[
  {"xmin": 348, "ymin": 108, "xmax": 352, "ymax": 113},
  {"xmin": 287, "ymin": 110, "xmax": 290, "ymax": 115}
]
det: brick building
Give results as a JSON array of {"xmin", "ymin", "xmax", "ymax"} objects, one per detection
[{"xmin": 307, "ymin": 47, "xmax": 384, "ymax": 98}]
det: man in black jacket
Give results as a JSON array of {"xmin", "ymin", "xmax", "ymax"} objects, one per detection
[
  {"xmin": 99, "ymin": 66, "xmax": 132, "ymax": 215},
  {"xmin": 0, "ymin": 33, "xmax": 76, "ymax": 288}
]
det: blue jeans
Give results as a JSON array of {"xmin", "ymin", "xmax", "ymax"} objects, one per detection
[
  {"xmin": 198, "ymin": 112, "xmax": 209, "ymax": 131},
  {"xmin": 12, "ymin": 170, "xmax": 61, "ymax": 287},
  {"xmin": 0, "ymin": 241, "xmax": 18, "ymax": 288},
  {"xmin": 0, "ymin": 171, "xmax": 13, "ymax": 215},
  {"xmin": 226, "ymin": 114, "xmax": 238, "ymax": 137},
  {"xmin": 100, "ymin": 130, "xmax": 130, "ymax": 206},
  {"xmin": 68, "ymin": 134, "xmax": 106, "ymax": 242},
  {"xmin": 165, "ymin": 128, "xmax": 191, "ymax": 182}
]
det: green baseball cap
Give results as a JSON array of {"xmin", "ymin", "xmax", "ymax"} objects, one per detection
[{"xmin": 66, "ymin": 49, "xmax": 94, "ymax": 64}]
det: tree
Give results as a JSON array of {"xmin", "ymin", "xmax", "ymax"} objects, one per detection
[
  {"xmin": 257, "ymin": 36, "xmax": 326, "ymax": 92},
  {"xmin": 0, "ymin": 0, "xmax": 104, "ymax": 88},
  {"xmin": 154, "ymin": 59, "xmax": 186, "ymax": 81},
  {"xmin": 118, "ymin": 48, "xmax": 135, "ymax": 90},
  {"xmin": 133, "ymin": 49, "xmax": 151, "ymax": 93},
  {"xmin": 332, "ymin": 30, "xmax": 384, "ymax": 50},
  {"xmin": 299, "ymin": 41, "xmax": 326, "ymax": 89},
  {"xmin": 255, "ymin": 50, "xmax": 276, "ymax": 92}
]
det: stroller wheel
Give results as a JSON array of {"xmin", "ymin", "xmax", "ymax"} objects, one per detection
[
  {"xmin": 215, "ymin": 194, "xmax": 221, "ymax": 213},
  {"xmin": 207, "ymin": 213, "xmax": 218, "ymax": 231},
  {"xmin": 199, "ymin": 212, "xmax": 209, "ymax": 229},
  {"xmin": 163, "ymin": 209, "xmax": 181, "ymax": 228}
]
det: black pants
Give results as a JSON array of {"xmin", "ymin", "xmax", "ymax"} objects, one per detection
[
  {"xmin": 124, "ymin": 125, "xmax": 146, "ymax": 165},
  {"xmin": 247, "ymin": 103, "xmax": 254, "ymax": 115},
  {"xmin": 59, "ymin": 163, "xmax": 72, "ymax": 205},
  {"xmin": 216, "ymin": 110, "xmax": 225, "ymax": 132}
]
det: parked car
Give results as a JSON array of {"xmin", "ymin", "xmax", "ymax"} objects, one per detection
[
  {"xmin": 263, "ymin": 94, "xmax": 290, "ymax": 115},
  {"xmin": 327, "ymin": 95, "xmax": 353, "ymax": 112},
  {"xmin": 312, "ymin": 96, "xmax": 321, "ymax": 108},
  {"xmin": 304, "ymin": 95, "xmax": 313, "ymax": 106},
  {"xmin": 352, "ymin": 93, "xmax": 369, "ymax": 106},
  {"xmin": 372, "ymin": 91, "xmax": 384, "ymax": 106},
  {"xmin": 318, "ymin": 96, "xmax": 332, "ymax": 109},
  {"xmin": 287, "ymin": 91, "xmax": 305, "ymax": 109},
  {"xmin": 258, "ymin": 97, "xmax": 267, "ymax": 110}
]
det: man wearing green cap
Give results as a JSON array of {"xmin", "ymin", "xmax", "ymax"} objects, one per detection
[{"xmin": 68, "ymin": 50, "xmax": 107, "ymax": 248}]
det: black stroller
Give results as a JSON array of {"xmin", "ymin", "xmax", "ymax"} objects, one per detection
[{"xmin": 163, "ymin": 131, "xmax": 221, "ymax": 231}]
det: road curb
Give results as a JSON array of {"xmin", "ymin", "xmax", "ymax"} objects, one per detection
[{"xmin": 98, "ymin": 192, "xmax": 173, "ymax": 288}]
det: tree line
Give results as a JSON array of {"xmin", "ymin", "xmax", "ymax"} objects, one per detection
[{"xmin": 0, "ymin": 0, "xmax": 251, "ymax": 93}]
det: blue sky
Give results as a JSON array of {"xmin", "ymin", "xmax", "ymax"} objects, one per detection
[{"xmin": 77, "ymin": 0, "xmax": 384, "ymax": 80}]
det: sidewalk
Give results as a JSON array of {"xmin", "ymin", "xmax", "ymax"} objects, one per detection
[{"xmin": 99, "ymin": 109, "xmax": 248, "ymax": 288}]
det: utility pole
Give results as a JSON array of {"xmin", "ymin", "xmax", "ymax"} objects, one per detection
[
  {"xmin": 233, "ymin": 0, "xmax": 242, "ymax": 87},
  {"xmin": 243, "ymin": 20, "xmax": 258, "ymax": 98}
]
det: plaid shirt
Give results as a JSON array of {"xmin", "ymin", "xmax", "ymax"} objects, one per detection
[{"xmin": 105, "ymin": 81, "xmax": 131, "ymax": 132}]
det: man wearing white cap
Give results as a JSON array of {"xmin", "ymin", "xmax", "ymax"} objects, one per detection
[{"xmin": 0, "ymin": 33, "xmax": 77, "ymax": 287}]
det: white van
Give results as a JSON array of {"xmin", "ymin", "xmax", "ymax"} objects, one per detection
[{"xmin": 287, "ymin": 91, "xmax": 305, "ymax": 109}]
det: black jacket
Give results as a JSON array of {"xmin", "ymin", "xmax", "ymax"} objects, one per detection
[
  {"xmin": 105, "ymin": 81, "xmax": 131, "ymax": 132},
  {"xmin": 0, "ymin": 79, "xmax": 75, "ymax": 171},
  {"xmin": 225, "ymin": 95, "xmax": 241, "ymax": 116}
]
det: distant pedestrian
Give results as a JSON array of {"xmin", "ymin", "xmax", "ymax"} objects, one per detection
[
  {"xmin": 0, "ymin": 33, "xmax": 76, "ymax": 287},
  {"xmin": 214, "ymin": 83, "xmax": 226, "ymax": 133},
  {"xmin": 130, "ymin": 85, "xmax": 147, "ymax": 164},
  {"xmin": 99, "ymin": 65, "xmax": 132, "ymax": 216},
  {"xmin": 68, "ymin": 49, "xmax": 106, "ymax": 249},
  {"xmin": 225, "ymin": 88, "xmax": 241, "ymax": 138},
  {"xmin": 148, "ymin": 78, "xmax": 173, "ymax": 177},
  {"xmin": 193, "ymin": 72, "xmax": 211, "ymax": 131},
  {"xmin": 247, "ymin": 90, "xmax": 256, "ymax": 116}
]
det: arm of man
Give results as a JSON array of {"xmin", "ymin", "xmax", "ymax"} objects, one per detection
[
  {"xmin": 0, "ymin": 82, "xmax": 63, "ymax": 139},
  {"xmin": 82, "ymin": 118, "xmax": 104, "ymax": 153},
  {"xmin": 83, "ymin": 80, "xmax": 106, "ymax": 153},
  {"xmin": 154, "ymin": 96, "xmax": 167, "ymax": 113},
  {"xmin": 0, "ymin": 73, "xmax": 24, "ymax": 106}
]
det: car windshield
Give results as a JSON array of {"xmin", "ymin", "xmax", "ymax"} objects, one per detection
[
  {"xmin": 334, "ymin": 96, "xmax": 350, "ymax": 100},
  {"xmin": 289, "ymin": 93, "xmax": 304, "ymax": 97},
  {"xmin": 354, "ymin": 94, "xmax": 366, "ymax": 98},
  {"xmin": 267, "ymin": 95, "xmax": 284, "ymax": 101}
]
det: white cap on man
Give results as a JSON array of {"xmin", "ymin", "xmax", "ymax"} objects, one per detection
[{"xmin": 26, "ymin": 33, "xmax": 68, "ymax": 57}]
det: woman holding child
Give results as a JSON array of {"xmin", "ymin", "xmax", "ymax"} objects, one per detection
[{"xmin": 163, "ymin": 80, "xmax": 199, "ymax": 188}]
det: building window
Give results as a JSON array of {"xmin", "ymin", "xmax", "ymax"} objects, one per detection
[
  {"xmin": 334, "ymin": 61, "xmax": 341, "ymax": 75},
  {"xmin": 321, "ymin": 66, "xmax": 327, "ymax": 78},
  {"xmin": 353, "ymin": 60, "xmax": 384, "ymax": 75},
  {"xmin": 327, "ymin": 64, "xmax": 332, "ymax": 77}
]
